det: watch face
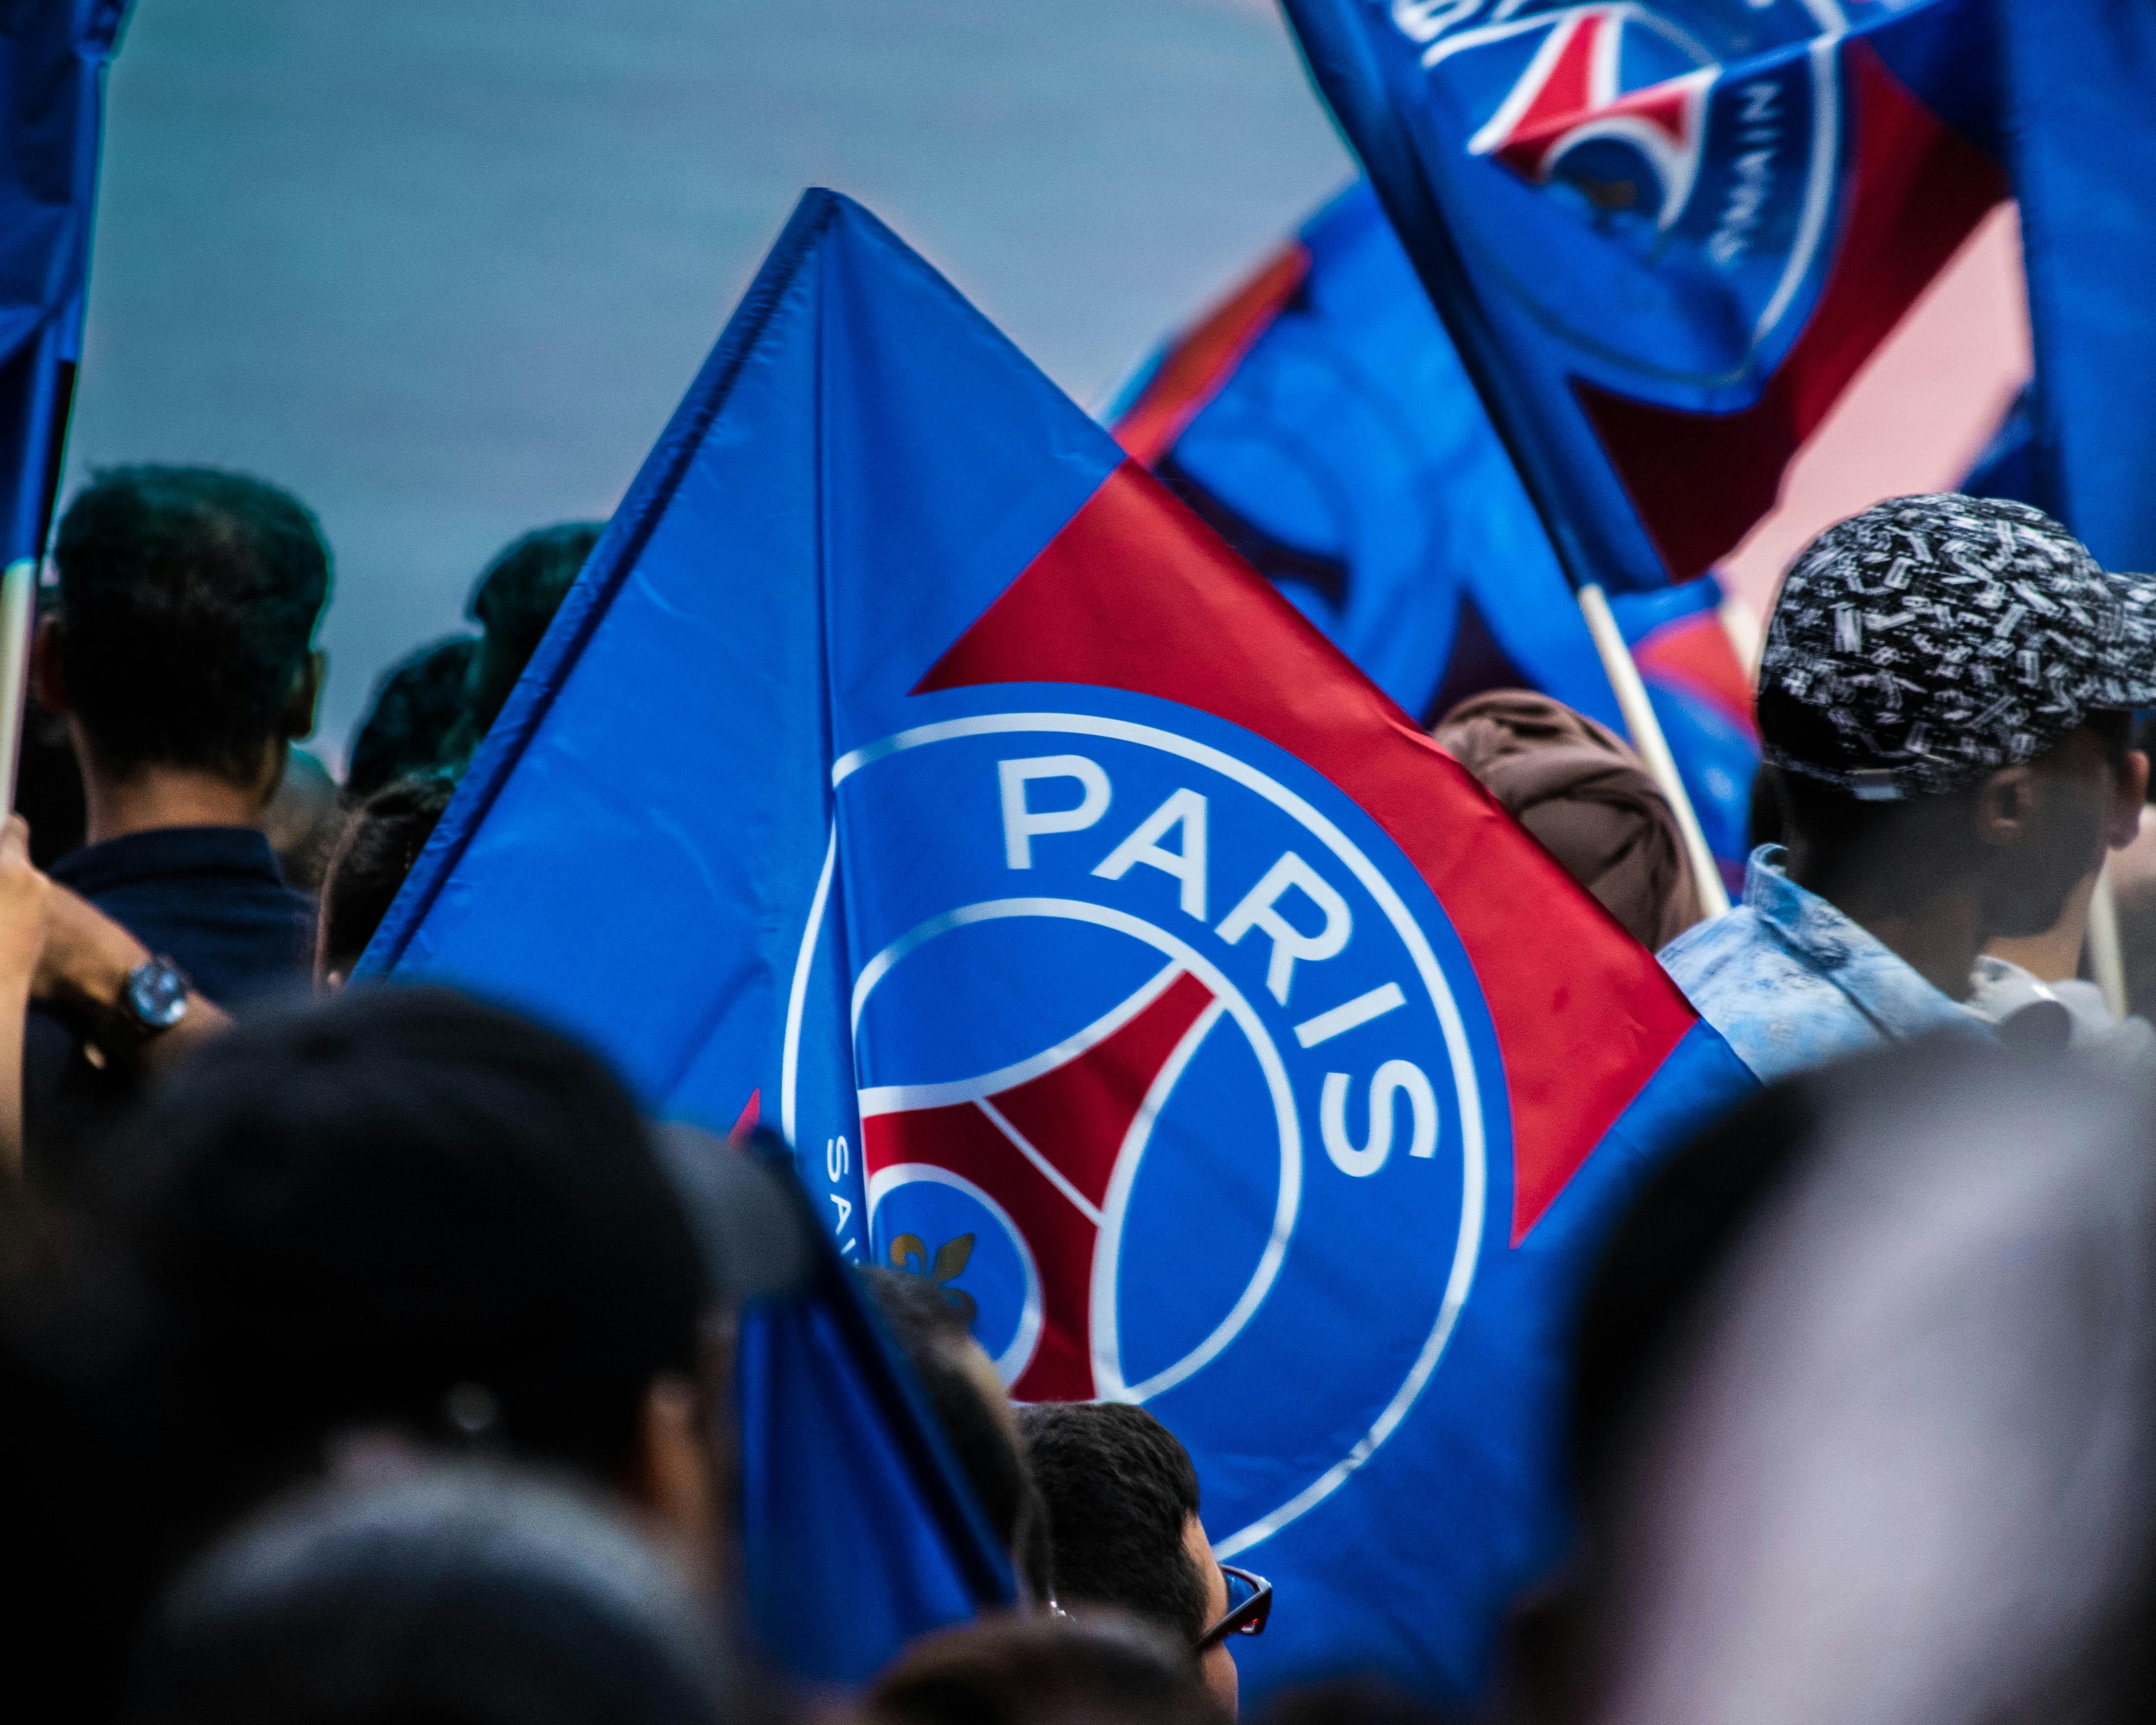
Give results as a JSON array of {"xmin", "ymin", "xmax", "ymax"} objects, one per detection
[{"xmin": 127, "ymin": 961, "xmax": 190, "ymax": 1030}]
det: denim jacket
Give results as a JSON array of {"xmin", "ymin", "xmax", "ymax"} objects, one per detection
[{"xmin": 1658, "ymin": 846, "xmax": 1993, "ymax": 1085}]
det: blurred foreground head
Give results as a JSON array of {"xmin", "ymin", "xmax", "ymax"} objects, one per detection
[
  {"xmin": 1570, "ymin": 1042, "xmax": 2156, "ymax": 1725},
  {"xmin": 0, "ymin": 987, "xmax": 713, "ymax": 1720},
  {"xmin": 132, "ymin": 1465, "xmax": 733, "ymax": 1725},
  {"xmin": 868, "ymin": 1611, "xmax": 1223, "ymax": 1725},
  {"xmin": 1430, "ymin": 691, "xmax": 1704, "ymax": 949},
  {"xmin": 104, "ymin": 985, "xmax": 703, "ymax": 1497}
]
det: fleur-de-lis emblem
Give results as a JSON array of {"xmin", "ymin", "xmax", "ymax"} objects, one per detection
[{"xmin": 889, "ymin": 1231, "xmax": 978, "ymax": 1326}]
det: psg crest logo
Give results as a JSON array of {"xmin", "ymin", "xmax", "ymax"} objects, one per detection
[
  {"xmin": 785, "ymin": 685, "xmax": 1508, "ymax": 1554},
  {"xmin": 1393, "ymin": 0, "xmax": 1865, "ymax": 378}
]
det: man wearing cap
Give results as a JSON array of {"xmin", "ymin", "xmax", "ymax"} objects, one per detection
[{"xmin": 1661, "ymin": 494, "xmax": 2153, "ymax": 1083}]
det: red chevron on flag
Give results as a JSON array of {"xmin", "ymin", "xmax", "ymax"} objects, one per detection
[{"xmin": 1468, "ymin": 8, "xmax": 1712, "ymax": 230}]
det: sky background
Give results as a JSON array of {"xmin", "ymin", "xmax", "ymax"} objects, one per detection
[{"xmin": 67, "ymin": 0, "xmax": 1354, "ymax": 765}]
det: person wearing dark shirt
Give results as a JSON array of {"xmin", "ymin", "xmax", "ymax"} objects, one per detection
[{"xmin": 24, "ymin": 464, "xmax": 330, "ymax": 1177}]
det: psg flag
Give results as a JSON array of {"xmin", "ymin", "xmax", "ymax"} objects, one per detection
[
  {"xmin": 1278, "ymin": 0, "xmax": 2006, "ymax": 590},
  {"xmin": 364, "ymin": 191, "xmax": 1754, "ymax": 1695},
  {"xmin": 1998, "ymin": 2, "xmax": 2156, "ymax": 571},
  {"xmin": 1112, "ymin": 179, "xmax": 1760, "ymax": 882},
  {"xmin": 0, "ymin": 1, "xmax": 127, "ymax": 571}
]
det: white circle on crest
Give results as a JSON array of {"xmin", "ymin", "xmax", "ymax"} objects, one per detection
[{"xmin": 790, "ymin": 710, "xmax": 1491, "ymax": 1557}]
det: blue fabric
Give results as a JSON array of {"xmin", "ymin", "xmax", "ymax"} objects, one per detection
[
  {"xmin": 1961, "ymin": 385, "xmax": 2039, "ymax": 507},
  {"xmin": 1999, "ymin": 3, "xmax": 2156, "ymax": 567},
  {"xmin": 0, "ymin": 2, "xmax": 127, "ymax": 564},
  {"xmin": 735, "ymin": 1155, "xmax": 1015, "ymax": 1686},
  {"xmin": 366, "ymin": 187, "xmax": 1756, "ymax": 1706},
  {"xmin": 1658, "ymin": 846, "xmax": 1993, "ymax": 1083},
  {"xmin": 736, "ymin": 1300, "xmax": 1003, "ymax": 1683},
  {"xmin": 1277, "ymin": 0, "xmax": 1992, "ymax": 591},
  {"xmin": 1137, "ymin": 181, "xmax": 1758, "ymax": 871},
  {"xmin": 364, "ymin": 191, "xmax": 1049, "ymax": 1684}
]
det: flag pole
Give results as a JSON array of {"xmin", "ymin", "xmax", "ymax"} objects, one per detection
[
  {"xmin": 0, "ymin": 559, "xmax": 35, "ymax": 815},
  {"xmin": 2088, "ymin": 862, "xmax": 2129, "ymax": 1020},
  {"xmin": 1577, "ymin": 583, "xmax": 1731, "ymax": 919}
]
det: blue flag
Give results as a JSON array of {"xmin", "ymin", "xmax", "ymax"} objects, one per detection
[
  {"xmin": 0, "ymin": 1, "xmax": 127, "ymax": 569},
  {"xmin": 1111, "ymin": 180, "xmax": 1759, "ymax": 884},
  {"xmin": 365, "ymin": 189, "xmax": 1752, "ymax": 1700},
  {"xmin": 1961, "ymin": 385, "xmax": 2037, "ymax": 508},
  {"xmin": 1277, "ymin": 0, "xmax": 2004, "ymax": 590},
  {"xmin": 1998, "ymin": 4, "xmax": 2156, "ymax": 568},
  {"xmin": 731, "ymin": 1134, "xmax": 1015, "ymax": 1685}
]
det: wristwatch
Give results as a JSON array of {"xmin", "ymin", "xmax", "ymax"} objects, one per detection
[{"xmin": 121, "ymin": 956, "xmax": 192, "ymax": 1038}]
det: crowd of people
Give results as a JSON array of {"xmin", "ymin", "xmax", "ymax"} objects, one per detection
[{"xmin": 4, "ymin": 463, "xmax": 2156, "ymax": 1724}]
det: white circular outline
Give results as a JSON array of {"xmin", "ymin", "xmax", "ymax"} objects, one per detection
[
  {"xmin": 853, "ymin": 899, "xmax": 1300, "ymax": 1405},
  {"xmin": 867, "ymin": 1162, "xmax": 1045, "ymax": 1387},
  {"xmin": 787, "ymin": 709, "xmax": 1491, "ymax": 1557}
]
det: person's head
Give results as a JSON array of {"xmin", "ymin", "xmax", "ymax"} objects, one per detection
[
  {"xmin": 131, "ymin": 1465, "xmax": 736, "ymax": 1725},
  {"xmin": 42, "ymin": 466, "xmax": 331, "ymax": 802},
  {"xmin": 315, "ymin": 776, "xmax": 456, "ymax": 986},
  {"xmin": 1542, "ymin": 1042, "xmax": 2156, "ymax": 1725},
  {"xmin": 260, "ymin": 749, "xmax": 342, "ymax": 894},
  {"xmin": 1431, "ymin": 690, "xmax": 1707, "ymax": 949},
  {"xmin": 860, "ymin": 1264, "xmax": 1048, "ymax": 1602},
  {"xmin": 345, "ymin": 634, "xmax": 477, "ymax": 800},
  {"xmin": 464, "ymin": 523, "xmax": 602, "ymax": 737},
  {"xmin": 1018, "ymin": 1402, "xmax": 1241, "ymax": 1714},
  {"xmin": 91, "ymin": 987, "xmax": 708, "ymax": 1583},
  {"xmin": 1758, "ymin": 496, "xmax": 2153, "ymax": 941},
  {"xmin": 867, "ymin": 1610, "xmax": 1224, "ymax": 1725}
]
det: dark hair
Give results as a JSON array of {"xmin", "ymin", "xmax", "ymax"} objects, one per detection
[
  {"xmin": 54, "ymin": 465, "xmax": 330, "ymax": 782},
  {"xmin": 131, "ymin": 1466, "xmax": 734, "ymax": 1725},
  {"xmin": 445, "ymin": 523, "xmax": 604, "ymax": 764},
  {"xmin": 1017, "ymin": 1402, "xmax": 1206, "ymax": 1644},
  {"xmin": 318, "ymin": 776, "xmax": 455, "ymax": 976},
  {"xmin": 345, "ymin": 634, "xmax": 477, "ymax": 800},
  {"xmin": 860, "ymin": 1265, "xmax": 1049, "ymax": 1600},
  {"xmin": 471, "ymin": 522, "xmax": 603, "ymax": 665},
  {"xmin": 97, "ymin": 987, "xmax": 703, "ymax": 1556},
  {"xmin": 867, "ymin": 1610, "xmax": 1221, "ymax": 1725}
]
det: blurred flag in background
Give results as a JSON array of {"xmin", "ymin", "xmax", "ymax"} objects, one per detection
[
  {"xmin": 1275, "ymin": 0, "xmax": 2006, "ymax": 595},
  {"xmin": 1998, "ymin": 2, "xmax": 2156, "ymax": 570},
  {"xmin": 1111, "ymin": 181, "xmax": 1758, "ymax": 886},
  {"xmin": 0, "ymin": 0, "xmax": 127, "ymax": 571}
]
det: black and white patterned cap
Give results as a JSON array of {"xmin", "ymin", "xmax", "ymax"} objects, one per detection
[{"xmin": 1759, "ymin": 494, "xmax": 2156, "ymax": 800}]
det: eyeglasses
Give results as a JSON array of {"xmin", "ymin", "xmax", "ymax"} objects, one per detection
[{"xmin": 1195, "ymin": 1564, "xmax": 1272, "ymax": 1652}]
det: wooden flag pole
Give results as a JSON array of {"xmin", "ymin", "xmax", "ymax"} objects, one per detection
[
  {"xmin": 0, "ymin": 557, "xmax": 36, "ymax": 816},
  {"xmin": 1577, "ymin": 582, "xmax": 1732, "ymax": 921}
]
